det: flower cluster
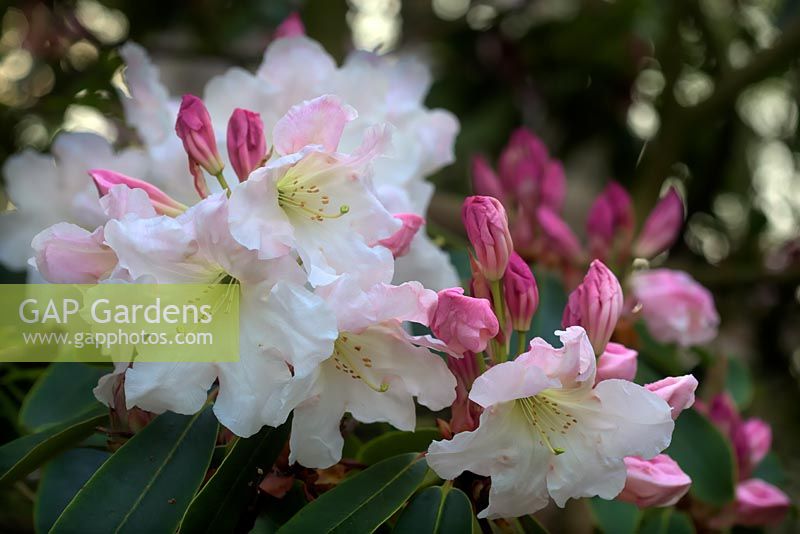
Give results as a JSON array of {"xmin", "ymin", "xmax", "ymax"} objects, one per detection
[{"xmin": 426, "ymin": 195, "xmax": 698, "ymax": 519}]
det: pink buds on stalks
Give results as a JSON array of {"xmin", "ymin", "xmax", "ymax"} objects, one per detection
[
  {"xmin": 175, "ymin": 95, "xmax": 224, "ymax": 192},
  {"xmin": 503, "ymin": 252, "xmax": 539, "ymax": 332},
  {"xmin": 378, "ymin": 213, "xmax": 424, "ymax": 258},
  {"xmin": 618, "ymin": 455, "xmax": 692, "ymax": 508},
  {"xmin": 562, "ymin": 259, "xmax": 623, "ymax": 354},
  {"xmin": 633, "ymin": 186, "xmax": 684, "ymax": 258},
  {"xmin": 471, "ymin": 155, "xmax": 505, "ymax": 201},
  {"xmin": 227, "ymin": 108, "xmax": 268, "ymax": 182},
  {"xmin": 462, "ymin": 196, "xmax": 513, "ymax": 282},
  {"xmin": 89, "ymin": 169, "xmax": 187, "ymax": 217},
  {"xmin": 429, "ymin": 287, "xmax": 500, "ymax": 355}
]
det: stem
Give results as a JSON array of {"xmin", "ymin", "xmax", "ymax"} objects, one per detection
[
  {"xmin": 214, "ymin": 172, "xmax": 231, "ymax": 197},
  {"xmin": 489, "ymin": 280, "xmax": 508, "ymax": 362},
  {"xmin": 515, "ymin": 331, "xmax": 527, "ymax": 357},
  {"xmin": 476, "ymin": 350, "xmax": 487, "ymax": 374}
]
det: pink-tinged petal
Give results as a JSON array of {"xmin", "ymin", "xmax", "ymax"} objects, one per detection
[
  {"xmin": 644, "ymin": 375, "xmax": 698, "ymax": 420},
  {"xmin": 517, "ymin": 327, "xmax": 596, "ymax": 388},
  {"xmin": 562, "ymin": 260, "xmax": 623, "ymax": 355},
  {"xmin": 596, "ymin": 342, "xmax": 638, "ymax": 383},
  {"xmin": 742, "ymin": 419, "xmax": 772, "ymax": 469},
  {"xmin": 734, "ymin": 479, "xmax": 791, "ymax": 526},
  {"xmin": 117, "ymin": 43, "xmax": 174, "ymax": 146},
  {"xmin": 378, "ymin": 213, "xmax": 424, "ymax": 258},
  {"xmin": 633, "ymin": 187, "xmax": 684, "ymax": 258},
  {"xmin": 429, "ymin": 287, "xmax": 499, "ymax": 355},
  {"xmin": 90, "ymin": 169, "xmax": 186, "ymax": 217},
  {"xmin": 462, "ymin": 195, "xmax": 514, "ymax": 281},
  {"xmin": 274, "ymin": 12, "xmax": 305, "ymax": 39},
  {"xmin": 630, "ymin": 269, "xmax": 719, "ymax": 347},
  {"xmin": 272, "ymin": 95, "xmax": 357, "ymax": 155},
  {"xmin": 99, "ymin": 185, "xmax": 158, "ymax": 220},
  {"xmin": 471, "ymin": 155, "xmax": 505, "ymax": 201},
  {"xmin": 617, "ymin": 454, "xmax": 692, "ymax": 507},
  {"xmin": 32, "ymin": 223, "xmax": 117, "ymax": 283},
  {"xmin": 469, "ymin": 359, "xmax": 558, "ymax": 408}
]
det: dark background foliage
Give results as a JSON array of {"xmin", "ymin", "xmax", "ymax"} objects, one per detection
[{"xmin": 0, "ymin": 0, "xmax": 799, "ymax": 531}]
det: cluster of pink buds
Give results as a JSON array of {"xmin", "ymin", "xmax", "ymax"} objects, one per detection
[
  {"xmin": 175, "ymin": 95, "xmax": 269, "ymax": 197},
  {"xmin": 471, "ymin": 128, "xmax": 685, "ymax": 273}
]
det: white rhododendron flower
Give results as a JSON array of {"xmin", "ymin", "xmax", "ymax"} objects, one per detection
[
  {"xmin": 99, "ymin": 192, "xmax": 338, "ymax": 436},
  {"xmin": 228, "ymin": 95, "xmax": 399, "ymax": 288},
  {"xmin": 280, "ymin": 277, "xmax": 457, "ymax": 468},
  {"xmin": 426, "ymin": 327, "xmax": 674, "ymax": 519}
]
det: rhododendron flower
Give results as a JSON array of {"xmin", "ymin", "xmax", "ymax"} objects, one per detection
[
  {"xmin": 426, "ymin": 327, "xmax": 674, "ymax": 519},
  {"xmin": 617, "ymin": 454, "xmax": 692, "ymax": 508},
  {"xmin": 228, "ymin": 95, "xmax": 399, "ymax": 288},
  {"xmin": 429, "ymin": 287, "xmax": 499, "ymax": 355},
  {"xmin": 98, "ymin": 192, "xmax": 338, "ymax": 437},
  {"xmin": 277, "ymin": 278, "xmax": 456, "ymax": 468},
  {"xmin": 0, "ymin": 133, "xmax": 148, "ymax": 272},
  {"xmin": 630, "ymin": 269, "xmax": 719, "ymax": 347}
]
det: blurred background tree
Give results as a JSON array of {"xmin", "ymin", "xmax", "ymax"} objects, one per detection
[{"xmin": 0, "ymin": 0, "xmax": 799, "ymax": 531}]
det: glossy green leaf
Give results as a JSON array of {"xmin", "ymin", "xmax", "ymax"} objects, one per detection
[
  {"xmin": 638, "ymin": 509, "xmax": 695, "ymax": 534},
  {"xmin": 725, "ymin": 357, "xmax": 754, "ymax": 409},
  {"xmin": 278, "ymin": 453, "xmax": 428, "ymax": 533},
  {"xmin": 518, "ymin": 515, "xmax": 551, "ymax": 533},
  {"xmin": 590, "ymin": 497, "xmax": 641, "ymax": 534},
  {"xmin": 753, "ymin": 451, "xmax": 785, "ymax": 485},
  {"xmin": 180, "ymin": 421, "xmax": 290, "ymax": 533},
  {"xmin": 357, "ymin": 428, "xmax": 440, "ymax": 465},
  {"xmin": 19, "ymin": 363, "xmax": 107, "ymax": 432},
  {"xmin": 666, "ymin": 409, "xmax": 736, "ymax": 506},
  {"xmin": 34, "ymin": 448, "xmax": 110, "ymax": 533},
  {"xmin": 0, "ymin": 413, "xmax": 107, "ymax": 486},
  {"xmin": 51, "ymin": 407, "xmax": 218, "ymax": 534},
  {"xmin": 394, "ymin": 485, "xmax": 473, "ymax": 534}
]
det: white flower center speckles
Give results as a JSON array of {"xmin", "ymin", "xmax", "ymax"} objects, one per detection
[
  {"xmin": 331, "ymin": 333, "xmax": 388, "ymax": 392},
  {"xmin": 276, "ymin": 168, "xmax": 349, "ymax": 222},
  {"xmin": 516, "ymin": 392, "xmax": 578, "ymax": 456}
]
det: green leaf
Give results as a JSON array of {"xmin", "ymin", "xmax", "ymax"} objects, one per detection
[
  {"xmin": 590, "ymin": 497, "xmax": 641, "ymax": 534},
  {"xmin": 34, "ymin": 448, "xmax": 110, "ymax": 533},
  {"xmin": 666, "ymin": 409, "xmax": 736, "ymax": 506},
  {"xmin": 180, "ymin": 421, "xmax": 290, "ymax": 533},
  {"xmin": 725, "ymin": 358, "xmax": 754, "ymax": 409},
  {"xmin": 752, "ymin": 451, "xmax": 785, "ymax": 486},
  {"xmin": 638, "ymin": 509, "xmax": 695, "ymax": 534},
  {"xmin": 356, "ymin": 428, "xmax": 440, "ymax": 465},
  {"xmin": 278, "ymin": 453, "xmax": 428, "ymax": 533},
  {"xmin": 529, "ymin": 269, "xmax": 567, "ymax": 345},
  {"xmin": 0, "ymin": 413, "xmax": 107, "ymax": 486},
  {"xmin": 20, "ymin": 363, "xmax": 107, "ymax": 432},
  {"xmin": 394, "ymin": 486, "xmax": 473, "ymax": 534},
  {"xmin": 51, "ymin": 407, "xmax": 218, "ymax": 534}
]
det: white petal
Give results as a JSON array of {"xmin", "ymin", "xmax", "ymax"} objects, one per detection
[
  {"xmin": 470, "ymin": 359, "xmax": 559, "ymax": 408},
  {"xmin": 124, "ymin": 362, "xmax": 216, "ymax": 415},
  {"xmin": 100, "ymin": 184, "xmax": 157, "ymax": 220},
  {"xmin": 257, "ymin": 37, "xmax": 336, "ymax": 109},
  {"xmin": 272, "ymin": 95, "xmax": 357, "ymax": 155},
  {"xmin": 393, "ymin": 233, "xmax": 460, "ymax": 291},
  {"xmin": 288, "ymin": 374, "xmax": 346, "ymax": 468}
]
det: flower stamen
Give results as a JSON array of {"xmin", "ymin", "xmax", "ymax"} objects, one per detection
[{"xmin": 332, "ymin": 334, "xmax": 389, "ymax": 393}]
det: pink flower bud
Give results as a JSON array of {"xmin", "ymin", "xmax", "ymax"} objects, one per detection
[
  {"xmin": 536, "ymin": 207, "xmax": 583, "ymax": 264},
  {"xmin": 469, "ymin": 253, "xmax": 493, "ymax": 303},
  {"xmin": 378, "ymin": 213, "xmax": 424, "ymax": 258},
  {"xmin": 429, "ymin": 287, "xmax": 499, "ymax": 355},
  {"xmin": 540, "ymin": 160, "xmax": 566, "ymax": 212},
  {"xmin": 734, "ymin": 479, "xmax": 791, "ymax": 526},
  {"xmin": 742, "ymin": 419, "xmax": 772, "ymax": 469},
  {"xmin": 587, "ymin": 194, "xmax": 615, "ymax": 253},
  {"xmin": 462, "ymin": 196, "xmax": 513, "ymax": 281},
  {"xmin": 702, "ymin": 393, "xmax": 741, "ymax": 436},
  {"xmin": 175, "ymin": 94, "xmax": 224, "ymax": 176},
  {"xmin": 503, "ymin": 252, "xmax": 538, "ymax": 331},
  {"xmin": 605, "ymin": 181, "xmax": 634, "ymax": 231},
  {"xmin": 645, "ymin": 375, "xmax": 698, "ymax": 419},
  {"xmin": 630, "ymin": 269, "xmax": 719, "ymax": 347},
  {"xmin": 617, "ymin": 455, "xmax": 692, "ymax": 508},
  {"xmin": 32, "ymin": 223, "xmax": 117, "ymax": 284},
  {"xmin": 498, "ymin": 128, "xmax": 549, "ymax": 196},
  {"xmin": 562, "ymin": 260, "xmax": 623, "ymax": 354},
  {"xmin": 274, "ymin": 12, "xmax": 305, "ymax": 39},
  {"xmin": 596, "ymin": 342, "xmax": 638, "ymax": 383},
  {"xmin": 226, "ymin": 108, "xmax": 267, "ymax": 182},
  {"xmin": 471, "ymin": 155, "xmax": 505, "ymax": 201},
  {"xmin": 89, "ymin": 169, "xmax": 186, "ymax": 217},
  {"xmin": 633, "ymin": 187, "xmax": 684, "ymax": 258},
  {"xmin": 447, "ymin": 353, "xmax": 482, "ymax": 434}
]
